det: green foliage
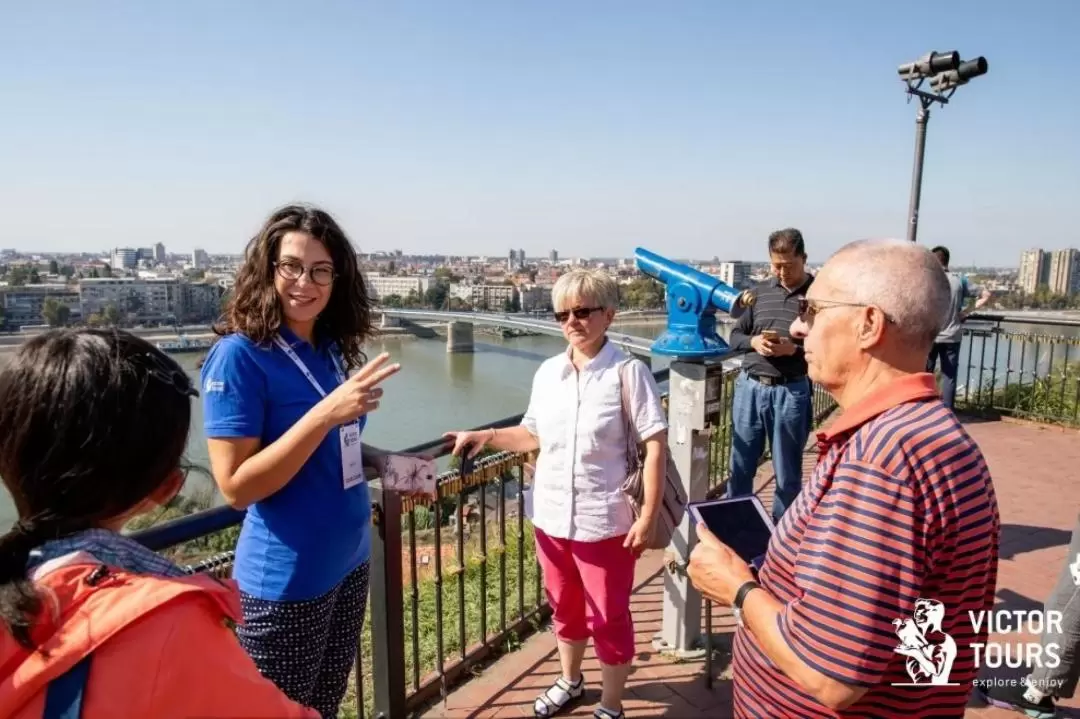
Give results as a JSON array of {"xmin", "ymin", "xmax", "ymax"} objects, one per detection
[
  {"xmin": 961, "ymin": 359, "xmax": 1080, "ymax": 426},
  {"xmin": 124, "ymin": 487, "xmax": 240, "ymax": 565},
  {"xmin": 41, "ymin": 297, "xmax": 71, "ymax": 327},
  {"xmin": 619, "ymin": 276, "xmax": 665, "ymax": 310},
  {"xmin": 340, "ymin": 518, "xmax": 541, "ymax": 719},
  {"xmin": 994, "ymin": 288, "xmax": 1080, "ymax": 311}
]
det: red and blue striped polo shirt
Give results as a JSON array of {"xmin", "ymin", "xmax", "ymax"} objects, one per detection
[{"xmin": 733, "ymin": 373, "xmax": 1001, "ymax": 718}]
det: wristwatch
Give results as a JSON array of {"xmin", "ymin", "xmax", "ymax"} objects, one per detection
[{"xmin": 732, "ymin": 580, "xmax": 762, "ymax": 628}]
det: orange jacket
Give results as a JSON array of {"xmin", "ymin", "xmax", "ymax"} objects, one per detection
[{"xmin": 0, "ymin": 552, "xmax": 319, "ymax": 718}]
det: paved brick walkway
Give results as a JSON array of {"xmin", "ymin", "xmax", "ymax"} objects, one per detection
[{"xmin": 421, "ymin": 416, "xmax": 1080, "ymax": 718}]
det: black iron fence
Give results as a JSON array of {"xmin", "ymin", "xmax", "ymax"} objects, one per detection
[
  {"xmin": 955, "ymin": 314, "xmax": 1080, "ymax": 427},
  {"xmin": 130, "ymin": 360, "xmax": 837, "ymax": 718},
  {"xmin": 127, "ymin": 314, "xmax": 1077, "ymax": 718}
]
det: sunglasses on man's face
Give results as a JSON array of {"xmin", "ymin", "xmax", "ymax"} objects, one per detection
[
  {"xmin": 554, "ymin": 307, "xmax": 603, "ymax": 324},
  {"xmin": 797, "ymin": 298, "xmax": 894, "ymax": 324}
]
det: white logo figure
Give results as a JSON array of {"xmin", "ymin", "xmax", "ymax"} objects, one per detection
[
  {"xmin": 892, "ymin": 598, "xmax": 959, "ymax": 686},
  {"xmin": 1070, "ymin": 553, "xmax": 1080, "ymax": 587}
]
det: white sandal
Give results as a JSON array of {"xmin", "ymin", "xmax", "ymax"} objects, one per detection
[
  {"xmin": 594, "ymin": 707, "xmax": 625, "ymax": 719},
  {"xmin": 533, "ymin": 675, "xmax": 585, "ymax": 718}
]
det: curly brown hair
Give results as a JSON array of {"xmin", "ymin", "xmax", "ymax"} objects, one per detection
[{"xmin": 215, "ymin": 204, "xmax": 374, "ymax": 370}]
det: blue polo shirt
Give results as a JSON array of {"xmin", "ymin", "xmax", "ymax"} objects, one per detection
[{"xmin": 201, "ymin": 327, "xmax": 371, "ymax": 602}]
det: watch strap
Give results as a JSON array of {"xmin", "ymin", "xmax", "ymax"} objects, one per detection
[{"xmin": 733, "ymin": 580, "xmax": 761, "ymax": 610}]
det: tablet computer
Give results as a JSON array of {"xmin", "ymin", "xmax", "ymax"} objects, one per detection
[{"xmin": 688, "ymin": 496, "xmax": 775, "ymax": 570}]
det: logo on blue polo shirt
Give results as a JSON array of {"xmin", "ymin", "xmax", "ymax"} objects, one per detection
[{"xmin": 204, "ymin": 378, "xmax": 224, "ymax": 393}]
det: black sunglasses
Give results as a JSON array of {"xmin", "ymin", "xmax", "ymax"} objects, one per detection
[{"xmin": 554, "ymin": 307, "xmax": 603, "ymax": 323}]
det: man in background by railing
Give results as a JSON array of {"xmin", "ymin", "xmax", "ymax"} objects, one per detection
[
  {"xmin": 927, "ymin": 245, "xmax": 992, "ymax": 409},
  {"xmin": 724, "ymin": 228, "xmax": 814, "ymax": 522},
  {"xmin": 688, "ymin": 238, "xmax": 1000, "ymax": 718}
]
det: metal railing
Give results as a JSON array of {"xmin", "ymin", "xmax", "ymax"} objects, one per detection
[
  {"xmin": 129, "ymin": 360, "xmax": 839, "ymax": 718},
  {"xmin": 956, "ymin": 313, "xmax": 1080, "ymax": 427},
  {"xmin": 129, "ymin": 314, "xmax": 1080, "ymax": 718}
]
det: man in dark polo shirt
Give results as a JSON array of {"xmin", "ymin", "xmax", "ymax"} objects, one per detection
[
  {"xmin": 726, "ymin": 228, "xmax": 814, "ymax": 521},
  {"xmin": 688, "ymin": 238, "xmax": 1000, "ymax": 718}
]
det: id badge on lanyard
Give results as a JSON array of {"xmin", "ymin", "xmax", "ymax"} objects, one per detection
[{"xmin": 273, "ymin": 335, "xmax": 365, "ymax": 490}]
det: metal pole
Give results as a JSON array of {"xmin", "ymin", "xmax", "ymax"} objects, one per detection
[
  {"xmin": 369, "ymin": 484, "xmax": 407, "ymax": 719},
  {"xmin": 654, "ymin": 360, "xmax": 710, "ymax": 659},
  {"xmin": 906, "ymin": 104, "xmax": 930, "ymax": 243}
]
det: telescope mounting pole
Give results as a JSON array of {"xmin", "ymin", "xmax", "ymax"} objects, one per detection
[
  {"xmin": 654, "ymin": 359, "xmax": 710, "ymax": 659},
  {"xmin": 906, "ymin": 103, "xmax": 930, "ymax": 244}
]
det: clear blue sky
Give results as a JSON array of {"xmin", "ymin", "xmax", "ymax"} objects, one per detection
[{"xmin": 1, "ymin": 1, "xmax": 1076, "ymax": 266}]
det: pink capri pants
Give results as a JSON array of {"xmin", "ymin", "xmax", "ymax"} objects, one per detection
[{"xmin": 534, "ymin": 528, "xmax": 637, "ymax": 666}]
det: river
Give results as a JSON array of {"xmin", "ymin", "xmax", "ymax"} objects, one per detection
[{"xmin": 1, "ymin": 315, "xmax": 1077, "ymax": 533}]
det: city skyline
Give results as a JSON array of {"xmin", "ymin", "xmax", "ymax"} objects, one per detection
[{"xmin": 2, "ymin": 3, "xmax": 1078, "ymax": 264}]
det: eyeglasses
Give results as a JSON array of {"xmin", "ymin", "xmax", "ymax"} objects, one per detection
[
  {"xmin": 797, "ymin": 298, "xmax": 894, "ymax": 324},
  {"xmin": 274, "ymin": 260, "xmax": 335, "ymax": 286},
  {"xmin": 554, "ymin": 307, "xmax": 603, "ymax": 323}
]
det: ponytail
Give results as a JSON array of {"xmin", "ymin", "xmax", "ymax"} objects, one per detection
[{"xmin": 0, "ymin": 520, "xmax": 48, "ymax": 649}]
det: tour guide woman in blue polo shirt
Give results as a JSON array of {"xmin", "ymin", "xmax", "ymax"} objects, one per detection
[{"xmin": 201, "ymin": 204, "xmax": 401, "ymax": 718}]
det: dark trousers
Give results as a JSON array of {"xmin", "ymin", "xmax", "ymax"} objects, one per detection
[
  {"xmin": 927, "ymin": 342, "xmax": 961, "ymax": 409},
  {"xmin": 1028, "ymin": 514, "xmax": 1080, "ymax": 699},
  {"xmin": 725, "ymin": 372, "xmax": 813, "ymax": 522},
  {"xmin": 237, "ymin": 561, "xmax": 370, "ymax": 719}
]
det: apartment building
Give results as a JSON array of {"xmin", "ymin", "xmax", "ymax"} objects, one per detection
[
  {"xmin": 1018, "ymin": 249, "xmax": 1049, "ymax": 294},
  {"xmin": 364, "ymin": 273, "xmax": 432, "ymax": 301},
  {"xmin": 715, "ymin": 261, "xmax": 752, "ymax": 290},
  {"xmin": 1047, "ymin": 248, "xmax": 1080, "ymax": 295},
  {"xmin": 1018, "ymin": 248, "xmax": 1080, "ymax": 294},
  {"xmin": 449, "ymin": 283, "xmax": 517, "ymax": 310},
  {"xmin": 0, "ymin": 284, "xmax": 81, "ymax": 328},
  {"xmin": 518, "ymin": 284, "xmax": 553, "ymax": 312},
  {"xmin": 79, "ymin": 277, "xmax": 220, "ymax": 323}
]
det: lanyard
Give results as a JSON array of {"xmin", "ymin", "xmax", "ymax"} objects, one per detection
[{"xmin": 272, "ymin": 335, "xmax": 346, "ymax": 398}]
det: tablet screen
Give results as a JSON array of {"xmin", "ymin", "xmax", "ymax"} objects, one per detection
[{"xmin": 690, "ymin": 497, "xmax": 774, "ymax": 567}]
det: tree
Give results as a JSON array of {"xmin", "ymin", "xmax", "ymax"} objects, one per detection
[
  {"xmin": 382, "ymin": 294, "xmax": 404, "ymax": 309},
  {"xmin": 424, "ymin": 283, "xmax": 449, "ymax": 310},
  {"xmin": 502, "ymin": 293, "xmax": 521, "ymax": 313},
  {"xmin": 48, "ymin": 260, "xmax": 60, "ymax": 275},
  {"xmin": 28, "ymin": 269, "xmax": 41, "ymax": 284},
  {"xmin": 620, "ymin": 276, "xmax": 665, "ymax": 309},
  {"xmin": 102, "ymin": 303, "xmax": 122, "ymax": 326},
  {"xmin": 125, "ymin": 292, "xmax": 144, "ymax": 317},
  {"xmin": 42, "ymin": 297, "xmax": 71, "ymax": 327},
  {"xmin": 8, "ymin": 266, "xmax": 29, "ymax": 286},
  {"xmin": 60, "ymin": 265, "xmax": 75, "ymax": 279}
]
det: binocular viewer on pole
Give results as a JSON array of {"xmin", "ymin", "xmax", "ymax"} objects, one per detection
[
  {"xmin": 634, "ymin": 247, "xmax": 755, "ymax": 360},
  {"xmin": 898, "ymin": 50, "xmax": 988, "ymax": 88},
  {"xmin": 897, "ymin": 48, "xmax": 988, "ymax": 243}
]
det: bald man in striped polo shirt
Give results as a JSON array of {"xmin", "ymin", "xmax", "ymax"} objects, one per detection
[{"xmin": 688, "ymin": 238, "xmax": 1000, "ymax": 718}]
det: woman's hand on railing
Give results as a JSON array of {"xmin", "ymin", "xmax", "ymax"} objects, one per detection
[
  {"xmin": 444, "ymin": 425, "xmax": 540, "ymax": 457},
  {"xmin": 443, "ymin": 430, "xmax": 491, "ymax": 459}
]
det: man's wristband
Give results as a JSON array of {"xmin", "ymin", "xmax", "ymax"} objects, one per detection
[{"xmin": 733, "ymin": 580, "xmax": 761, "ymax": 611}]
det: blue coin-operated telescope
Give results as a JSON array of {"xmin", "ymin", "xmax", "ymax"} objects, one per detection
[{"xmin": 635, "ymin": 247, "xmax": 755, "ymax": 360}]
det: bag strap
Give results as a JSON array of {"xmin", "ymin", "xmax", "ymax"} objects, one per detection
[
  {"xmin": 617, "ymin": 359, "xmax": 642, "ymax": 461},
  {"xmin": 44, "ymin": 653, "xmax": 93, "ymax": 719}
]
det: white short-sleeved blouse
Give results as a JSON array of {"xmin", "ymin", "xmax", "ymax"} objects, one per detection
[{"xmin": 521, "ymin": 339, "xmax": 668, "ymax": 542}]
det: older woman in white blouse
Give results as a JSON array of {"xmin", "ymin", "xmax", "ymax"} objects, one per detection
[{"xmin": 446, "ymin": 269, "xmax": 668, "ymax": 719}]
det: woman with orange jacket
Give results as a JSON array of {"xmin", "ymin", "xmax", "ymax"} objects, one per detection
[{"xmin": 0, "ymin": 329, "xmax": 318, "ymax": 718}]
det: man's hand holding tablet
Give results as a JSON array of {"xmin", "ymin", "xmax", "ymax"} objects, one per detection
[{"xmin": 686, "ymin": 496, "xmax": 775, "ymax": 606}]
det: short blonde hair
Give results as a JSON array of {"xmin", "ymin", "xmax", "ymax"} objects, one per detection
[{"xmin": 551, "ymin": 269, "xmax": 619, "ymax": 313}]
